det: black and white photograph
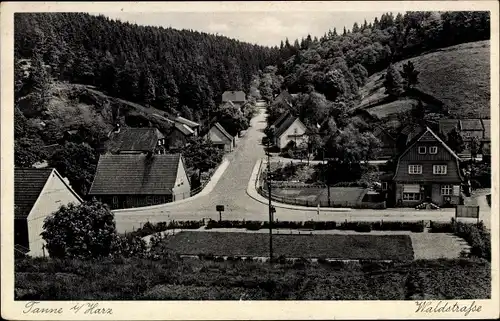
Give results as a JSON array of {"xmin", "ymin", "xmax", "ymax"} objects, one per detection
[{"xmin": 1, "ymin": 1, "xmax": 498, "ymax": 320}]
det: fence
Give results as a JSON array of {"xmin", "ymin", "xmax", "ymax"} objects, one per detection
[{"xmin": 258, "ymin": 185, "xmax": 386, "ymax": 209}]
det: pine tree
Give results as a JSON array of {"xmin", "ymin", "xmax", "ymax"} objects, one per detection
[
  {"xmin": 383, "ymin": 64, "xmax": 405, "ymax": 97},
  {"xmin": 447, "ymin": 127, "xmax": 465, "ymax": 154},
  {"xmin": 400, "ymin": 61, "xmax": 420, "ymax": 90},
  {"xmin": 29, "ymin": 53, "xmax": 52, "ymax": 111}
]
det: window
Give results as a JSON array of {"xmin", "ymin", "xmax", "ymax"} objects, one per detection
[
  {"xmin": 433, "ymin": 165, "xmax": 447, "ymax": 175},
  {"xmin": 403, "ymin": 193, "xmax": 421, "ymax": 201},
  {"xmin": 441, "ymin": 185, "xmax": 452, "ymax": 195},
  {"xmin": 429, "ymin": 146, "xmax": 438, "ymax": 154},
  {"xmin": 382, "ymin": 182, "xmax": 388, "ymax": 190},
  {"xmin": 418, "ymin": 146, "xmax": 427, "ymax": 154},
  {"xmin": 408, "ymin": 165, "xmax": 423, "ymax": 174}
]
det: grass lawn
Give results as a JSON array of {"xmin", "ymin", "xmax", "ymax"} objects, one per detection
[
  {"xmin": 164, "ymin": 231, "xmax": 414, "ymax": 260},
  {"xmin": 15, "ymin": 257, "xmax": 490, "ymax": 300},
  {"xmin": 357, "ymin": 40, "xmax": 490, "ymax": 119}
]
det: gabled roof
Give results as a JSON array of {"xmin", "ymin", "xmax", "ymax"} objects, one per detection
[
  {"xmin": 274, "ymin": 90, "xmax": 293, "ymax": 107},
  {"xmin": 481, "ymin": 119, "xmax": 490, "ymax": 139},
  {"xmin": 211, "ymin": 122, "xmax": 233, "ymax": 141},
  {"xmin": 271, "ymin": 111, "xmax": 292, "ymax": 129},
  {"xmin": 393, "ymin": 127, "xmax": 462, "ymax": 181},
  {"xmin": 107, "ymin": 127, "xmax": 164, "ymax": 153},
  {"xmin": 373, "ymin": 126, "xmax": 395, "ymax": 141},
  {"xmin": 460, "ymin": 119, "xmax": 483, "ymax": 131},
  {"xmin": 174, "ymin": 116, "xmax": 200, "ymax": 128},
  {"xmin": 14, "ymin": 168, "xmax": 82, "ymax": 219},
  {"xmin": 438, "ymin": 119, "xmax": 460, "ymax": 137},
  {"xmin": 89, "ymin": 154, "xmax": 182, "ymax": 195},
  {"xmin": 174, "ymin": 122, "xmax": 195, "ymax": 136},
  {"xmin": 222, "ymin": 91, "xmax": 246, "ymax": 102},
  {"xmin": 274, "ymin": 113, "xmax": 304, "ymax": 138}
]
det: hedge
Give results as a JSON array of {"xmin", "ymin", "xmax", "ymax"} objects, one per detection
[
  {"xmin": 129, "ymin": 220, "xmax": 204, "ymax": 238},
  {"xmin": 205, "ymin": 219, "xmax": 425, "ymax": 233},
  {"xmin": 429, "ymin": 219, "xmax": 490, "ymax": 261}
]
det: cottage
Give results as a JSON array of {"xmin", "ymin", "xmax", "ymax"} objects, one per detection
[
  {"xmin": 170, "ymin": 115, "xmax": 200, "ymax": 136},
  {"xmin": 88, "ymin": 154, "xmax": 191, "ymax": 209},
  {"xmin": 205, "ymin": 122, "xmax": 235, "ymax": 152},
  {"xmin": 390, "ymin": 127, "xmax": 463, "ymax": 207},
  {"xmin": 438, "ymin": 118, "xmax": 490, "ymax": 155},
  {"xmin": 222, "ymin": 90, "xmax": 246, "ymax": 108},
  {"xmin": 273, "ymin": 90, "xmax": 294, "ymax": 108},
  {"xmin": 106, "ymin": 126, "xmax": 166, "ymax": 155},
  {"xmin": 271, "ymin": 112, "xmax": 308, "ymax": 150},
  {"xmin": 373, "ymin": 126, "xmax": 397, "ymax": 159},
  {"xmin": 15, "ymin": 168, "xmax": 83, "ymax": 257}
]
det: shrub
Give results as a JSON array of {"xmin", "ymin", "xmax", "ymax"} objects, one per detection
[
  {"xmin": 354, "ymin": 222, "xmax": 372, "ymax": 232},
  {"xmin": 429, "ymin": 221, "xmax": 455, "ymax": 233},
  {"xmin": 41, "ymin": 200, "xmax": 117, "ymax": 259},
  {"xmin": 245, "ymin": 221, "xmax": 263, "ymax": 230}
]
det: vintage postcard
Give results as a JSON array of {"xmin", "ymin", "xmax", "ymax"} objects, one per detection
[{"xmin": 1, "ymin": 1, "xmax": 499, "ymax": 320}]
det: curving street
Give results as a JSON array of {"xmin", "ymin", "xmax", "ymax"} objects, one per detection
[{"xmin": 113, "ymin": 107, "xmax": 488, "ymax": 233}]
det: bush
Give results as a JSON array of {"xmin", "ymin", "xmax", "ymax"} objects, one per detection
[
  {"xmin": 41, "ymin": 200, "xmax": 117, "ymax": 259},
  {"xmin": 429, "ymin": 221, "xmax": 455, "ymax": 233},
  {"xmin": 354, "ymin": 222, "xmax": 372, "ymax": 232}
]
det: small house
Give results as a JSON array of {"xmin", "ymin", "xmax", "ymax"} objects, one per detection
[
  {"xmin": 271, "ymin": 112, "xmax": 308, "ymax": 150},
  {"xmin": 205, "ymin": 122, "xmax": 235, "ymax": 152},
  {"xmin": 222, "ymin": 90, "xmax": 246, "ymax": 108},
  {"xmin": 373, "ymin": 126, "xmax": 397, "ymax": 159},
  {"xmin": 15, "ymin": 168, "xmax": 83, "ymax": 257},
  {"xmin": 88, "ymin": 154, "xmax": 191, "ymax": 209},
  {"xmin": 273, "ymin": 90, "xmax": 294, "ymax": 108},
  {"xmin": 106, "ymin": 126, "xmax": 166, "ymax": 155},
  {"xmin": 170, "ymin": 116, "xmax": 200, "ymax": 136},
  {"xmin": 391, "ymin": 127, "xmax": 464, "ymax": 207}
]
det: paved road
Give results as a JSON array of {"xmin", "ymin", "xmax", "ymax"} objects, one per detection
[{"xmin": 114, "ymin": 108, "xmax": 489, "ymax": 233}]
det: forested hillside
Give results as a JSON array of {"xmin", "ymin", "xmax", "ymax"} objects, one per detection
[
  {"xmin": 276, "ymin": 11, "xmax": 489, "ymax": 105},
  {"xmin": 14, "ymin": 13, "xmax": 279, "ymax": 120}
]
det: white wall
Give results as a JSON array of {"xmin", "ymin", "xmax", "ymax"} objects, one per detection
[
  {"xmin": 172, "ymin": 157, "xmax": 191, "ymax": 201},
  {"xmin": 278, "ymin": 119, "xmax": 308, "ymax": 149},
  {"xmin": 27, "ymin": 172, "xmax": 81, "ymax": 257}
]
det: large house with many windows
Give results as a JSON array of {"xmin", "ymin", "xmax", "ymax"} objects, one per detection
[{"xmin": 383, "ymin": 127, "xmax": 464, "ymax": 208}]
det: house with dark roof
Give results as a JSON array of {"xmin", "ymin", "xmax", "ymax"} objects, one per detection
[
  {"xmin": 222, "ymin": 90, "xmax": 246, "ymax": 108},
  {"xmin": 273, "ymin": 90, "xmax": 294, "ymax": 108},
  {"xmin": 15, "ymin": 168, "xmax": 82, "ymax": 257},
  {"xmin": 271, "ymin": 112, "xmax": 308, "ymax": 150},
  {"xmin": 387, "ymin": 127, "xmax": 464, "ymax": 208},
  {"xmin": 373, "ymin": 126, "xmax": 397, "ymax": 159},
  {"xmin": 438, "ymin": 118, "xmax": 491, "ymax": 155},
  {"xmin": 106, "ymin": 126, "xmax": 166, "ymax": 155},
  {"xmin": 205, "ymin": 122, "xmax": 235, "ymax": 152},
  {"xmin": 88, "ymin": 154, "xmax": 190, "ymax": 209}
]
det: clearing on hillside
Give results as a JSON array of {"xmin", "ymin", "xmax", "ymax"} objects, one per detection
[{"xmin": 357, "ymin": 40, "xmax": 490, "ymax": 119}]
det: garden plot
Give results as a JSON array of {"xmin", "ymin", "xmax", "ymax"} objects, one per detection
[{"xmin": 164, "ymin": 231, "xmax": 414, "ymax": 261}]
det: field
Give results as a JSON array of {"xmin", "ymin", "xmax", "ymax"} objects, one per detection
[
  {"xmin": 357, "ymin": 40, "xmax": 490, "ymax": 119},
  {"xmin": 163, "ymin": 231, "xmax": 414, "ymax": 260},
  {"xmin": 15, "ymin": 257, "xmax": 491, "ymax": 300}
]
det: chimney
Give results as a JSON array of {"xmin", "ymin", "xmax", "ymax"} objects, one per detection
[{"xmin": 114, "ymin": 123, "xmax": 121, "ymax": 133}]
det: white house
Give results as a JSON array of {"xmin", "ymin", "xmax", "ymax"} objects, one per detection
[
  {"xmin": 14, "ymin": 168, "xmax": 83, "ymax": 257},
  {"xmin": 205, "ymin": 122, "xmax": 236, "ymax": 152},
  {"xmin": 271, "ymin": 112, "xmax": 308, "ymax": 149}
]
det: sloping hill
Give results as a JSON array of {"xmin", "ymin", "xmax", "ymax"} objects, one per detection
[{"xmin": 357, "ymin": 40, "xmax": 490, "ymax": 119}]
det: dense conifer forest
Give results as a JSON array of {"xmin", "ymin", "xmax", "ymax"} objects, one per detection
[{"xmin": 14, "ymin": 12, "xmax": 280, "ymax": 120}]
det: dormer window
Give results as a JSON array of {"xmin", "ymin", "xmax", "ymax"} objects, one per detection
[
  {"xmin": 429, "ymin": 146, "xmax": 438, "ymax": 154},
  {"xmin": 418, "ymin": 146, "xmax": 426, "ymax": 154}
]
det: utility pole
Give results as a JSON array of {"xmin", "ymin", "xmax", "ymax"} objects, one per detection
[{"xmin": 267, "ymin": 125, "xmax": 275, "ymax": 262}]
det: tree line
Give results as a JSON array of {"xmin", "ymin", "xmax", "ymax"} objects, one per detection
[{"xmin": 14, "ymin": 12, "xmax": 280, "ymax": 120}]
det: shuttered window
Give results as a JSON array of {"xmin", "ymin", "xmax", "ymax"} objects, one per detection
[{"xmin": 408, "ymin": 165, "xmax": 422, "ymax": 174}]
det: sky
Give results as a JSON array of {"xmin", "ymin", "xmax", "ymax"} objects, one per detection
[{"xmin": 101, "ymin": 11, "xmax": 401, "ymax": 47}]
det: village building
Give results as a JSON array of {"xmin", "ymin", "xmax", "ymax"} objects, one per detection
[
  {"xmin": 205, "ymin": 122, "xmax": 236, "ymax": 152},
  {"xmin": 273, "ymin": 90, "xmax": 294, "ymax": 108},
  {"xmin": 169, "ymin": 115, "xmax": 200, "ymax": 136},
  {"xmin": 14, "ymin": 168, "xmax": 83, "ymax": 257},
  {"xmin": 372, "ymin": 126, "xmax": 397, "ymax": 159},
  {"xmin": 222, "ymin": 90, "xmax": 246, "ymax": 108},
  {"xmin": 88, "ymin": 154, "xmax": 191, "ymax": 209},
  {"xmin": 166, "ymin": 122, "xmax": 195, "ymax": 151},
  {"xmin": 438, "ymin": 118, "xmax": 491, "ymax": 155},
  {"xmin": 386, "ymin": 127, "xmax": 464, "ymax": 208},
  {"xmin": 271, "ymin": 112, "xmax": 308, "ymax": 150},
  {"xmin": 106, "ymin": 125, "xmax": 166, "ymax": 155}
]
